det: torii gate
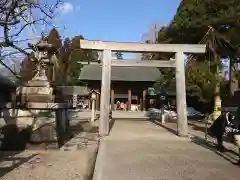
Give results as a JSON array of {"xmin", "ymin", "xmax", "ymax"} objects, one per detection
[{"xmin": 80, "ymin": 40, "xmax": 206, "ymax": 137}]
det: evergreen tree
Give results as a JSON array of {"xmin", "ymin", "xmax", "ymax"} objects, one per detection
[
  {"xmin": 66, "ymin": 35, "xmax": 99, "ymax": 85},
  {"xmin": 47, "ymin": 28, "xmax": 62, "ymax": 50},
  {"xmin": 154, "ymin": 0, "xmax": 240, "ymax": 111},
  {"xmin": 19, "ymin": 53, "xmax": 36, "ymax": 82},
  {"xmin": 164, "ymin": 0, "xmax": 240, "ymax": 44}
]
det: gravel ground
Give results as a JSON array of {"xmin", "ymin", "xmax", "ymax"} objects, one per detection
[
  {"xmin": 0, "ymin": 110, "xmax": 100, "ymax": 179},
  {"xmin": 0, "ymin": 148, "xmax": 97, "ymax": 180},
  {"xmin": 0, "ymin": 126, "xmax": 99, "ymax": 180}
]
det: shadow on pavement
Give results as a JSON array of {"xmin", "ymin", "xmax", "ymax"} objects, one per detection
[
  {"xmin": 0, "ymin": 124, "xmax": 33, "ymax": 151},
  {"xmin": 188, "ymin": 121, "xmax": 206, "ymax": 133},
  {"xmin": 190, "ymin": 135, "xmax": 240, "ymax": 165},
  {"xmin": 149, "ymin": 119, "xmax": 240, "ymax": 166},
  {"xmin": 150, "ymin": 119, "xmax": 178, "ymax": 135},
  {"xmin": 109, "ymin": 119, "xmax": 115, "ymax": 131},
  {"xmin": 0, "ymin": 152, "xmax": 38, "ymax": 178}
]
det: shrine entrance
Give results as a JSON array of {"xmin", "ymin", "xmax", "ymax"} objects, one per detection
[{"xmin": 80, "ymin": 40, "xmax": 206, "ymax": 137}]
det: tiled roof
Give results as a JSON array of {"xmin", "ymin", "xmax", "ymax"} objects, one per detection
[
  {"xmin": 58, "ymin": 86, "xmax": 90, "ymax": 95},
  {"xmin": 79, "ymin": 64, "xmax": 161, "ymax": 82}
]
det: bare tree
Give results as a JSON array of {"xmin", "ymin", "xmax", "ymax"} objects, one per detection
[{"xmin": 0, "ymin": 0, "xmax": 62, "ymax": 77}]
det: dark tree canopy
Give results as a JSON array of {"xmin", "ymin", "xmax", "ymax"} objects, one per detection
[{"xmin": 159, "ymin": 0, "xmax": 240, "ymax": 46}]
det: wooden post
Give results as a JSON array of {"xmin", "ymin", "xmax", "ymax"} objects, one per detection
[
  {"xmin": 88, "ymin": 99, "xmax": 92, "ymax": 109},
  {"xmin": 175, "ymin": 52, "xmax": 188, "ymax": 137},
  {"xmin": 143, "ymin": 89, "xmax": 147, "ymax": 111},
  {"xmin": 11, "ymin": 92, "xmax": 16, "ymax": 108},
  {"xmin": 99, "ymin": 49, "xmax": 112, "ymax": 136},
  {"xmin": 128, "ymin": 88, "xmax": 132, "ymax": 111},
  {"xmin": 96, "ymin": 88, "xmax": 100, "ymax": 110},
  {"xmin": 111, "ymin": 88, "xmax": 115, "ymax": 111}
]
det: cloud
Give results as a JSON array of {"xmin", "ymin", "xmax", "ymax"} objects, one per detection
[{"xmin": 60, "ymin": 2, "xmax": 74, "ymax": 14}]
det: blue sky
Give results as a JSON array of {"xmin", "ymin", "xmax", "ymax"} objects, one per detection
[
  {"xmin": 2, "ymin": 0, "xmax": 180, "ymax": 67},
  {"xmin": 1, "ymin": 0, "xmax": 230, "ymax": 78},
  {"xmin": 54, "ymin": 0, "xmax": 180, "ymax": 42},
  {"xmin": 1, "ymin": 0, "xmax": 181, "ymax": 70}
]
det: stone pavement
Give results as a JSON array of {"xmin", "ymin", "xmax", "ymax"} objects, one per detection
[{"xmin": 93, "ymin": 119, "xmax": 240, "ymax": 180}]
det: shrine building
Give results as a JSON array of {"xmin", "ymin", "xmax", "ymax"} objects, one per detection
[{"xmin": 79, "ymin": 64, "xmax": 161, "ymax": 111}]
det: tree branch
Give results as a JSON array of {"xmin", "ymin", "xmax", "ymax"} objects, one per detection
[
  {"xmin": 0, "ymin": 59, "xmax": 19, "ymax": 78},
  {"xmin": 11, "ymin": 43, "xmax": 30, "ymax": 56},
  {"xmin": 11, "ymin": 18, "xmax": 44, "ymax": 38},
  {"xmin": 0, "ymin": 0, "xmax": 62, "ymax": 79},
  {"xmin": 0, "ymin": 19, "xmax": 20, "ymax": 25},
  {"xmin": 0, "ymin": 49, "xmax": 19, "ymax": 78}
]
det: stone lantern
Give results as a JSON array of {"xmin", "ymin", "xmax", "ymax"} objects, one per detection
[
  {"xmin": 19, "ymin": 40, "xmax": 56, "ymax": 104},
  {"xmin": 89, "ymin": 89, "xmax": 100, "ymax": 123},
  {"xmin": 10, "ymin": 40, "xmax": 70, "ymax": 148}
]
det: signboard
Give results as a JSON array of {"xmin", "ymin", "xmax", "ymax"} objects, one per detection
[{"xmin": 72, "ymin": 94, "xmax": 77, "ymax": 108}]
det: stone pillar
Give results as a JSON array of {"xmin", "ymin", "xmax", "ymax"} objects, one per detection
[
  {"xmin": 99, "ymin": 49, "xmax": 112, "ymax": 136},
  {"xmin": 175, "ymin": 51, "xmax": 188, "ymax": 137},
  {"xmin": 128, "ymin": 88, "xmax": 132, "ymax": 111},
  {"xmin": 91, "ymin": 99, "xmax": 96, "ymax": 123},
  {"xmin": 143, "ymin": 89, "xmax": 147, "ymax": 111},
  {"xmin": 96, "ymin": 88, "xmax": 100, "ymax": 110},
  {"xmin": 111, "ymin": 88, "xmax": 115, "ymax": 111}
]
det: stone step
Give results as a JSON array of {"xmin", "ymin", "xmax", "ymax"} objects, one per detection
[{"xmin": 71, "ymin": 111, "xmax": 148, "ymax": 120}]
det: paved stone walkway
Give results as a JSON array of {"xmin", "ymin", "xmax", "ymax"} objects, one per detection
[{"xmin": 93, "ymin": 119, "xmax": 240, "ymax": 180}]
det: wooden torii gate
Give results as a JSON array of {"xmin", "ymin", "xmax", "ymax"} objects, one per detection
[{"xmin": 80, "ymin": 40, "xmax": 206, "ymax": 137}]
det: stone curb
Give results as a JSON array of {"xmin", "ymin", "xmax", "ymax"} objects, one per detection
[
  {"xmin": 92, "ymin": 138, "xmax": 105, "ymax": 180},
  {"xmin": 60, "ymin": 132, "xmax": 88, "ymax": 151},
  {"xmin": 83, "ymin": 146, "xmax": 99, "ymax": 180}
]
